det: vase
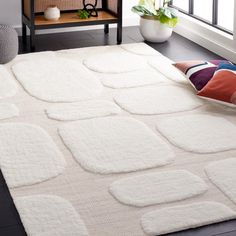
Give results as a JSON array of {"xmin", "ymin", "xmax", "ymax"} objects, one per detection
[
  {"xmin": 44, "ymin": 5, "xmax": 60, "ymax": 21},
  {"xmin": 140, "ymin": 16, "xmax": 173, "ymax": 43}
]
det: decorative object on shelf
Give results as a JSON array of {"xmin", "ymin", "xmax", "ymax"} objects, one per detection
[
  {"xmin": 77, "ymin": 9, "xmax": 90, "ymax": 19},
  {"xmin": 83, "ymin": 0, "xmax": 98, "ymax": 17},
  {"xmin": 0, "ymin": 25, "xmax": 18, "ymax": 64},
  {"xmin": 132, "ymin": 0, "xmax": 178, "ymax": 43},
  {"xmin": 22, "ymin": 0, "xmax": 123, "ymax": 51},
  {"xmin": 44, "ymin": 5, "xmax": 61, "ymax": 21}
]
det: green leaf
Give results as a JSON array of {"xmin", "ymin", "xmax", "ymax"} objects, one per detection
[
  {"xmin": 138, "ymin": 0, "xmax": 157, "ymax": 15},
  {"xmin": 131, "ymin": 0, "xmax": 179, "ymax": 28},
  {"xmin": 159, "ymin": 14, "xmax": 178, "ymax": 27},
  {"xmin": 168, "ymin": 7, "xmax": 179, "ymax": 17},
  {"xmin": 132, "ymin": 6, "xmax": 155, "ymax": 16},
  {"xmin": 163, "ymin": 8, "xmax": 172, "ymax": 18},
  {"xmin": 77, "ymin": 10, "xmax": 90, "ymax": 19}
]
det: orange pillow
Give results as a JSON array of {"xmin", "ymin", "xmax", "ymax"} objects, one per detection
[{"xmin": 198, "ymin": 63, "xmax": 236, "ymax": 107}]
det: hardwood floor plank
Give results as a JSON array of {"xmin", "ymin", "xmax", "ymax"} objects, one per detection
[{"xmin": 213, "ymin": 230, "xmax": 236, "ymax": 236}]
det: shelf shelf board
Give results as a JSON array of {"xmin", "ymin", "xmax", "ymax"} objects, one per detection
[{"xmin": 35, "ymin": 11, "xmax": 118, "ymax": 26}]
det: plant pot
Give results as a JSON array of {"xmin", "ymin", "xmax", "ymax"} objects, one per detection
[{"xmin": 140, "ymin": 16, "xmax": 173, "ymax": 43}]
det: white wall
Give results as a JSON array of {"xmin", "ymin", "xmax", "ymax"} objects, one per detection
[
  {"xmin": 0, "ymin": 1, "xmax": 22, "ymax": 26},
  {"xmin": 0, "ymin": 0, "xmax": 139, "ymax": 31}
]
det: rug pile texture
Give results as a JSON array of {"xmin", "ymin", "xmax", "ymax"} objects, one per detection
[{"xmin": 1, "ymin": 43, "xmax": 236, "ymax": 236}]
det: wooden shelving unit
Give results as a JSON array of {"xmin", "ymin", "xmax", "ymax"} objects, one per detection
[
  {"xmin": 34, "ymin": 11, "xmax": 117, "ymax": 26},
  {"xmin": 21, "ymin": 0, "xmax": 122, "ymax": 51}
]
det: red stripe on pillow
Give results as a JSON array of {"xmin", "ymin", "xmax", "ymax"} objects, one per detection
[{"xmin": 198, "ymin": 70, "xmax": 236, "ymax": 104}]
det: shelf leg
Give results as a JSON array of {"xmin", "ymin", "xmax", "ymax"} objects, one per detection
[
  {"xmin": 117, "ymin": 23, "xmax": 122, "ymax": 44},
  {"xmin": 30, "ymin": 27, "xmax": 36, "ymax": 52},
  {"xmin": 22, "ymin": 23, "xmax": 27, "ymax": 45},
  {"xmin": 104, "ymin": 24, "xmax": 109, "ymax": 34}
]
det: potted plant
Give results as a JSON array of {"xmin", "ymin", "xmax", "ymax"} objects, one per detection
[{"xmin": 132, "ymin": 0, "xmax": 178, "ymax": 43}]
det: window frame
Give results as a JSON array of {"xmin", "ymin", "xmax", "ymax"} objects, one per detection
[{"xmin": 169, "ymin": 0, "xmax": 233, "ymax": 35}]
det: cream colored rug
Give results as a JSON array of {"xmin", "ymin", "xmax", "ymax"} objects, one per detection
[
  {"xmin": 14, "ymin": 195, "xmax": 89, "ymax": 236},
  {"xmin": 0, "ymin": 65, "xmax": 17, "ymax": 99},
  {"xmin": 59, "ymin": 117, "xmax": 174, "ymax": 174},
  {"xmin": 83, "ymin": 49, "xmax": 147, "ymax": 73},
  {"xmin": 149, "ymin": 58, "xmax": 187, "ymax": 84},
  {"xmin": 114, "ymin": 85, "xmax": 202, "ymax": 115},
  {"xmin": 121, "ymin": 44, "xmax": 161, "ymax": 56},
  {"xmin": 46, "ymin": 100, "xmax": 121, "ymax": 121},
  {"xmin": 100, "ymin": 69, "xmax": 168, "ymax": 89},
  {"xmin": 12, "ymin": 58, "xmax": 102, "ymax": 102},
  {"xmin": 156, "ymin": 114, "xmax": 236, "ymax": 153},
  {"xmin": 0, "ymin": 103, "xmax": 19, "ymax": 120},
  {"xmin": 0, "ymin": 123, "xmax": 66, "ymax": 188},
  {"xmin": 141, "ymin": 202, "xmax": 236, "ymax": 236},
  {"xmin": 205, "ymin": 158, "xmax": 236, "ymax": 204},
  {"xmin": 1, "ymin": 43, "xmax": 236, "ymax": 236},
  {"xmin": 109, "ymin": 170, "xmax": 208, "ymax": 207}
]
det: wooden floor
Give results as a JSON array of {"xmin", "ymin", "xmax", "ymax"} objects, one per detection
[{"xmin": 2, "ymin": 26, "xmax": 235, "ymax": 236}]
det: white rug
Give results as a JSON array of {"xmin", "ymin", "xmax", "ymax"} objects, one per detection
[
  {"xmin": 141, "ymin": 202, "xmax": 236, "ymax": 236},
  {"xmin": 205, "ymin": 158, "xmax": 236, "ymax": 204},
  {"xmin": 83, "ymin": 50, "xmax": 147, "ymax": 73},
  {"xmin": 59, "ymin": 117, "xmax": 174, "ymax": 174},
  {"xmin": 121, "ymin": 43, "xmax": 162, "ymax": 56},
  {"xmin": 2, "ymin": 43, "xmax": 236, "ymax": 236},
  {"xmin": 0, "ymin": 123, "xmax": 66, "ymax": 188},
  {"xmin": 46, "ymin": 100, "xmax": 121, "ymax": 121},
  {"xmin": 100, "ymin": 69, "xmax": 168, "ymax": 89},
  {"xmin": 114, "ymin": 85, "xmax": 202, "ymax": 115},
  {"xmin": 14, "ymin": 195, "xmax": 88, "ymax": 236},
  {"xmin": 109, "ymin": 170, "xmax": 208, "ymax": 207},
  {"xmin": 12, "ymin": 58, "xmax": 102, "ymax": 102},
  {"xmin": 156, "ymin": 114, "xmax": 236, "ymax": 153},
  {"xmin": 0, "ymin": 103, "xmax": 19, "ymax": 120},
  {"xmin": 149, "ymin": 58, "xmax": 187, "ymax": 84},
  {"xmin": 0, "ymin": 65, "xmax": 17, "ymax": 99}
]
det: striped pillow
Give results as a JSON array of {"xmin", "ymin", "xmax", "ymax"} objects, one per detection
[
  {"xmin": 174, "ymin": 60, "xmax": 232, "ymax": 91},
  {"xmin": 198, "ymin": 63, "xmax": 236, "ymax": 107}
]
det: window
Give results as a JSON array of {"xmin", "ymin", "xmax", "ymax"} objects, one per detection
[
  {"xmin": 218, "ymin": 0, "xmax": 234, "ymax": 32},
  {"xmin": 194, "ymin": 0, "xmax": 213, "ymax": 23},
  {"xmin": 171, "ymin": 0, "xmax": 189, "ymax": 12},
  {"xmin": 170, "ymin": 0, "xmax": 234, "ymax": 35}
]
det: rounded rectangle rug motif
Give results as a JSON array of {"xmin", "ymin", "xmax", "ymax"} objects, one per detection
[
  {"xmin": 14, "ymin": 195, "xmax": 89, "ymax": 236},
  {"xmin": 59, "ymin": 117, "xmax": 174, "ymax": 174},
  {"xmin": 114, "ymin": 85, "xmax": 202, "ymax": 115},
  {"xmin": 205, "ymin": 158, "xmax": 236, "ymax": 204},
  {"xmin": 0, "ymin": 123, "xmax": 66, "ymax": 188},
  {"xmin": 141, "ymin": 202, "xmax": 236, "ymax": 236},
  {"xmin": 46, "ymin": 100, "xmax": 121, "ymax": 121},
  {"xmin": 12, "ymin": 58, "xmax": 102, "ymax": 103},
  {"xmin": 156, "ymin": 114, "xmax": 236, "ymax": 153},
  {"xmin": 109, "ymin": 170, "xmax": 208, "ymax": 207}
]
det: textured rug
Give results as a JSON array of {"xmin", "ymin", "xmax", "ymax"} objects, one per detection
[
  {"xmin": 1, "ymin": 43, "xmax": 236, "ymax": 236},
  {"xmin": 114, "ymin": 85, "xmax": 202, "ymax": 115},
  {"xmin": 12, "ymin": 58, "xmax": 102, "ymax": 102},
  {"xmin": 0, "ymin": 65, "xmax": 17, "ymax": 98},
  {"xmin": 46, "ymin": 100, "xmax": 121, "ymax": 121},
  {"xmin": 0, "ymin": 103, "xmax": 19, "ymax": 120},
  {"xmin": 59, "ymin": 117, "xmax": 174, "ymax": 174}
]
